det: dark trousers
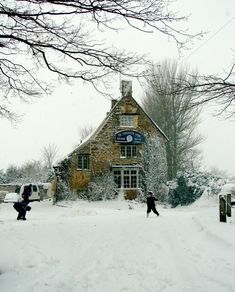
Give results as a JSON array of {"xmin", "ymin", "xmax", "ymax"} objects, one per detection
[
  {"xmin": 147, "ymin": 205, "xmax": 159, "ymax": 216},
  {"xmin": 14, "ymin": 202, "xmax": 27, "ymax": 220}
]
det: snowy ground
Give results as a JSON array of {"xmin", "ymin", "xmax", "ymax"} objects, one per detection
[{"xmin": 0, "ymin": 195, "xmax": 234, "ymax": 292}]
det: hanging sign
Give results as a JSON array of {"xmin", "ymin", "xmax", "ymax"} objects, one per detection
[{"xmin": 115, "ymin": 131, "xmax": 145, "ymax": 144}]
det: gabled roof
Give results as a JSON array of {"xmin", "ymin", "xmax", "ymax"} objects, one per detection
[{"xmin": 67, "ymin": 94, "xmax": 168, "ymax": 158}]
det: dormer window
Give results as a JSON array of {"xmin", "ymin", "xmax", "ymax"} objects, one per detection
[{"xmin": 120, "ymin": 115, "xmax": 134, "ymax": 127}]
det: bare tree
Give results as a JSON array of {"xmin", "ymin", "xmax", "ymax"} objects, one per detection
[
  {"xmin": 142, "ymin": 59, "xmax": 204, "ymax": 179},
  {"xmin": 0, "ymin": 0, "xmax": 201, "ymax": 120},
  {"xmin": 78, "ymin": 125, "xmax": 95, "ymax": 141},
  {"xmin": 181, "ymin": 63, "xmax": 235, "ymax": 119},
  {"xmin": 42, "ymin": 143, "xmax": 58, "ymax": 169}
]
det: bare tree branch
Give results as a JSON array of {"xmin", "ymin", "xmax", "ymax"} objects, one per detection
[
  {"xmin": 0, "ymin": 0, "xmax": 202, "ymax": 120},
  {"xmin": 42, "ymin": 143, "xmax": 59, "ymax": 169},
  {"xmin": 178, "ymin": 63, "xmax": 235, "ymax": 119}
]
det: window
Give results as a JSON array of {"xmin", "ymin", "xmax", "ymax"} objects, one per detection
[
  {"xmin": 113, "ymin": 168, "xmax": 139, "ymax": 189},
  {"xmin": 120, "ymin": 145, "xmax": 137, "ymax": 158},
  {"xmin": 124, "ymin": 170, "xmax": 138, "ymax": 188},
  {"xmin": 120, "ymin": 115, "xmax": 134, "ymax": 127},
  {"xmin": 32, "ymin": 185, "xmax": 37, "ymax": 192},
  {"xmin": 114, "ymin": 170, "xmax": 121, "ymax": 188},
  {"xmin": 78, "ymin": 154, "xmax": 90, "ymax": 169}
]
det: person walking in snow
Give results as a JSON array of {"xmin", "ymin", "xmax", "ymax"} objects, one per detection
[{"xmin": 146, "ymin": 191, "xmax": 159, "ymax": 217}]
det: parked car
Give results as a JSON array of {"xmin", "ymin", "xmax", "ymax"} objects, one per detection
[
  {"xmin": 3, "ymin": 192, "xmax": 20, "ymax": 203},
  {"xmin": 19, "ymin": 183, "xmax": 40, "ymax": 202}
]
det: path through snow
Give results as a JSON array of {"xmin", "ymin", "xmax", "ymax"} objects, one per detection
[{"xmin": 0, "ymin": 199, "xmax": 234, "ymax": 292}]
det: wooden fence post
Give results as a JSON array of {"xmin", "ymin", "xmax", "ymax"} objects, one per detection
[
  {"xmin": 219, "ymin": 195, "xmax": 227, "ymax": 222},
  {"xmin": 227, "ymin": 193, "xmax": 231, "ymax": 217}
]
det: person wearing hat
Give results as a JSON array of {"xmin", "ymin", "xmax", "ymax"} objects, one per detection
[{"xmin": 146, "ymin": 191, "xmax": 159, "ymax": 217}]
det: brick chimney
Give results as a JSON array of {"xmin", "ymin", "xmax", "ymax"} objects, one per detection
[{"xmin": 120, "ymin": 80, "xmax": 132, "ymax": 97}]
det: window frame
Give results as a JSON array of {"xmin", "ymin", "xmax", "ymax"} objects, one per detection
[
  {"xmin": 77, "ymin": 154, "xmax": 90, "ymax": 170},
  {"xmin": 119, "ymin": 115, "xmax": 134, "ymax": 127},
  {"xmin": 120, "ymin": 145, "xmax": 137, "ymax": 158},
  {"xmin": 113, "ymin": 168, "xmax": 140, "ymax": 189}
]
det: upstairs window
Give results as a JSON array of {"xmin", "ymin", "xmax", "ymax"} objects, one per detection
[
  {"xmin": 120, "ymin": 145, "xmax": 137, "ymax": 158},
  {"xmin": 78, "ymin": 154, "xmax": 90, "ymax": 170},
  {"xmin": 120, "ymin": 115, "xmax": 134, "ymax": 127}
]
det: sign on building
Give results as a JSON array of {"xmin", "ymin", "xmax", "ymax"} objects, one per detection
[{"xmin": 115, "ymin": 131, "xmax": 145, "ymax": 144}]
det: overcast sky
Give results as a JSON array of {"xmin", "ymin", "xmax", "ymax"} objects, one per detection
[{"xmin": 0, "ymin": 0, "xmax": 235, "ymax": 176}]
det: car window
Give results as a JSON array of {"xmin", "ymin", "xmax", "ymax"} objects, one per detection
[{"xmin": 33, "ymin": 185, "xmax": 37, "ymax": 192}]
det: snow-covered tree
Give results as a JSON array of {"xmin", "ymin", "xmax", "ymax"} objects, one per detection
[
  {"xmin": 5, "ymin": 165, "xmax": 22, "ymax": 183},
  {"xmin": 168, "ymin": 175, "xmax": 203, "ymax": 207},
  {"xmin": 142, "ymin": 136, "xmax": 167, "ymax": 201},
  {"xmin": 167, "ymin": 170, "xmax": 228, "ymax": 207},
  {"xmin": 4, "ymin": 160, "xmax": 48, "ymax": 184},
  {"xmin": 0, "ymin": 169, "xmax": 8, "ymax": 183},
  {"xmin": 54, "ymin": 158, "xmax": 72, "ymax": 202},
  {"xmin": 85, "ymin": 172, "xmax": 117, "ymax": 201}
]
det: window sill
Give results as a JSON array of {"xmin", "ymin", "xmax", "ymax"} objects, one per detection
[
  {"xmin": 115, "ymin": 187, "xmax": 141, "ymax": 190},
  {"xmin": 120, "ymin": 157, "xmax": 137, "ymax": 159}
]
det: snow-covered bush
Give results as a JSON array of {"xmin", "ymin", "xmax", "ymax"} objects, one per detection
[
  {"xmin": 56, "ymin": 179, "xmax": 71, "ymax": 201},
  {"xmin": 167, "ymin": 171, "xmax": 228, "ymax": 207},
  {"xmin": 54, "ymin": 158, "xmax": 72, "ymax": 202},
  {"xmin": 168, "ymin": 175, "xmax": 203, "ymax": 207},
  {"xmin": 84, "ymin": 172, "xmax": 118, "ymax": 201}
]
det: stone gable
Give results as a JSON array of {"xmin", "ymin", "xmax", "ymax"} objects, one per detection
[{"xmin": 67, "ymin": 93, "xmax": 167, "ymax": 194}]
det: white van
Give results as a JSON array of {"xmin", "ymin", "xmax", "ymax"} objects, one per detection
[{"xmin": 19, "ymin": 184, "xmax": 40, "ymax": 202}]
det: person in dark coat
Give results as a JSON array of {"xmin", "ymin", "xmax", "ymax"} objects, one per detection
[
  {"xmin": 21, "ymin": 184, "xmax": 32, "ymax": 204},
  {"xmin": 146, "ymin": 191, "xmax": 159, "ymax": 217},
  {"xmin": 13, "ymin": 184, "xmax": 32, "ymax": 220},
  {"xmin": 13, "ymin": 202, "xmax": 31, "ymax": 220}
]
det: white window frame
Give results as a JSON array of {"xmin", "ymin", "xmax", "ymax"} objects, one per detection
[
  {"xmin": 120, "ymin": 145, "xmax": 137, "ymax": 158},
  {"xmin": 120, "ymin": 115, "xmax": 134, "ymax": 127},
  {"xmin": 113, "ymin": 168, "xmax": 140, "ymax": 189},
  {"xmin": 78, "ymin": 154, "xmax": 90, "ymax": 170}
]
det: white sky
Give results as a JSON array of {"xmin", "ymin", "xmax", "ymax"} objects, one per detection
[{"xmin": 0, "ymin": 0, "xmax": 235, "ymax": 176}]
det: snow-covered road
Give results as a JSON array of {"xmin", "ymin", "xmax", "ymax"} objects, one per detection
[{"xmin": 0, "ymin": 199, "xmax": 234, "ymax": 292}]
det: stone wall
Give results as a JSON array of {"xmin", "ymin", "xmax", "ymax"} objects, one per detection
[{"xmin": 68, "ymin": 94, "xmax": 166, "ymax": 193}]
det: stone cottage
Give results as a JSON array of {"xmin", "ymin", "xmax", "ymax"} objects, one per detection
[{"xmin": 56, "ymin": 81, "xmax": 168, "ymax": 199}]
